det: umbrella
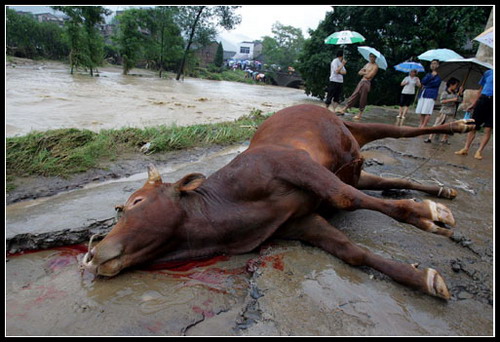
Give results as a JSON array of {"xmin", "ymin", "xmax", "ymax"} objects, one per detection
[
  {"xmin": 417, "ymin": 48, "xmax": 463, "ymax": 62},
  {"xmin": 394, "ymin": 61, "xmax": 425, "ymax": 73},
  {"xmin": 357, "ymin": 46, "xmax": 388, "ymax": 70},
  {"xmin": 324, "ymin": 30, "xmax": 366, "ymax": 45},
  {"xmin": 474, "ymin": 26, "xmax": 494, "ymax": 48},
  {"xmin": 436, "ymin": 57, "xmax": 493, "ymax": 90}
]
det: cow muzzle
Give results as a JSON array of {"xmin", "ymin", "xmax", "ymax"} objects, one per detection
[{"xmin": 80, "ymin": 235, "xmax": 125, "ymax": 277}]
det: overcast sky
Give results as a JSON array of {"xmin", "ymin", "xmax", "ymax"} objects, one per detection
[{"xmin": 8, "ymin": 5, "xmax": 333, "ymax": 50}]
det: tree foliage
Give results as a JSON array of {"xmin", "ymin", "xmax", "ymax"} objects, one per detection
[
  {"xmin": 141, "ymin": 7, "xmax": 184, "ymax": 77},
  {"xmin": 174, "ymin": 6, "xmax": 242, "ymax": 80},
  {"xmin": 297, "ymin": 6, "xmax": 491, "ymax": 105},
  {"xmin": 6, "ymin": 9, "xmax": 69, "ymax": 60},
  {"xmin": 261, "ymin": 22, "xmax": 305, "ymax": 68},
  {"xmin": 214, "ymin": 42, "xmax": 224, "ymax": 68},
  {"xmin": 52, "ymin": 6, "xmax": 111, "ymax": 75}
]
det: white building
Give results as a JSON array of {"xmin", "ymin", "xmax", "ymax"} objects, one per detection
[{"xmin": 233, "ymin": 41, "xmax": 263, "ymax": 60}]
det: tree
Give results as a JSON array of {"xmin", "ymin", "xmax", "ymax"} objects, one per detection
[
  {"xmin": 52, "ymin": 6, "xmax": 111, "ymax": 76},
  {"xmin": 214, "ymin": 41, "xmax": 224, "ymax": 68},
  {"xmin": 297, "ymin": 6, "xmax": 491, "ymax": 105},
  {"xmin": 174, "ymin": 6, "xmax": 241, "ymax": 80},
  {"xmin": 6, "ymin": 9, "xmax": 68, "ymax": 60},
  {"xmin": 114, "ymin": 9, "xmax": 147, "ymax": 75},
  {"xmin": 141, "ymin": 6, "xmax": 184, "ymax": 78},
  {"xmin": 261, "ymin": 22, "xmax": 305, "ymax": 69}
]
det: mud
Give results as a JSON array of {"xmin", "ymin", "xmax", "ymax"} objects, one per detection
[{"xmin": 6, "ymin": 60, "xmax": 493, "ymax": 336}]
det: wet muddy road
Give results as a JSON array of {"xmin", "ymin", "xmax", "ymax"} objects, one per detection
[{"xmin": 6, "ymin": 60, "xmax": 494, "ymax": 336}]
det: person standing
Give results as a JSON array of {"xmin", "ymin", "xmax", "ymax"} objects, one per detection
[
  {"xmin": 454, "ymin": 68, "xmax": 494, "ymax": 160},
  {"xmin": 336, "ymin": 53, "xmax": 378, "ymax": 120},
  {"xmin": 397, "ymin": 69, "xmax": 421, "ymax": 119},
  {"xmin": 325, "ymin": 50, "xmax": 347, "ymax": 113},
  {"xmin": 415, "ymin": 59, "xmax": 442, "ymax": 129},
  {"xmin": 424, "ymin": 77, "xmax": 460, "ymax": 144}
]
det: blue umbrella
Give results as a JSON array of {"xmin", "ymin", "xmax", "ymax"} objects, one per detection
[
  {"xmin": 417, "ymin": 48, "xmax": 463, "ymax": 62},
  {"xmin": 357, "ymin": 46, "xmax": 388, "ymax": 70},
  {"xmin": 394, "ymin": 61, "xmax": 425, "ymax": 73}
]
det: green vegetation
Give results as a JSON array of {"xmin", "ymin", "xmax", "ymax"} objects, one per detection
[
  {"xmin": 261, "ymin": 22, "xmax": 305, "ymax": 69},
  {"xmin": 52, "ymin": 6, "xmax": 111, "ymax": 76},
  {"xmin": 6, "ymin": 110, "xmax": 271, "ymax": 186},
  {"xmin": 6, "ymin": 9, "xmax": 69, "ymax": 60}
]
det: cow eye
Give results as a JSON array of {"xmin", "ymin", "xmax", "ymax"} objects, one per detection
[{"xmin": 132, "ymin": 198, "xmax": 143, "ymax": 206}]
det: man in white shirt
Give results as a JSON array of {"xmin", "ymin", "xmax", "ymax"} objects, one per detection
[{"xmin": 325, "ymin": 50, "xmax": 347, "ymax": 113}]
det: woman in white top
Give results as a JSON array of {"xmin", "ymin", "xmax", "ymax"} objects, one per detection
[{"xmin": 397, "ymin": 69, "xmax": 421, "ymax": 119}]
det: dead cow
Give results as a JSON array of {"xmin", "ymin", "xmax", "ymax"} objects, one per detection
[{"xmin": 81, "ymin": 104, "xmax": 475, "ymax": 300}]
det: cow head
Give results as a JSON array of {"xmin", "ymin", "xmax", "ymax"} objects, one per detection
[{"xmin": 81, "ymin": 164, "xmax": 206, "ymax": 277}]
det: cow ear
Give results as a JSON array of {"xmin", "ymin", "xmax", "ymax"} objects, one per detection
[{"xmin": 174, "ymin": 173, "xmax": 206, "ymax": 193}]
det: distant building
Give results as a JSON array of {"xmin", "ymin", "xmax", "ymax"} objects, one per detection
[
  {"xmin": 195, "ymin": 42, "xmax": 219, "ymax": 67},
  {"xmin": 34, "ymin": 12, "xmax": 67, "ymax": 27},
  {"xmin": 233, "ymin": 41, "xmax": 263, "ymax": 60}
]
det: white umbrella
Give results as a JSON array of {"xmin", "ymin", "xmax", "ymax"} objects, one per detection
[
  {"xmin": 474, "ymin": 26, "xmax": 493, "ymax": 48},
  {"xmin": 418, "ymin": 48, "xmax": 463, "ymax": 62},
  {"xmin": 324, "ymin": 30, "xmax": 366, "ymax": 45},
  {"xmin": 357, "ymin": 46, "xmax": 388, "ymax": 70},
  {"xmin": 437, "ymin": 57, "xmax": 493, "ymax": 90}
]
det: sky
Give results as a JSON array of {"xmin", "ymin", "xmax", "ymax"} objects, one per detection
[{"xmin": 7, "ymin": 5, "xmax": 333, "ymax": 51}]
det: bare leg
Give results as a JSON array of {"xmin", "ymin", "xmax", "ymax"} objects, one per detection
[
  {"xmin": 402, "ymin": 106, "xmax": 409, "ymax": 118},
  {"xmin": 276, "ymin": 214, "xmax": 450, "ymax": 300},
  {"xmin": 420, "ymin": 114, "xmax": 432, "ymax": 128},
  {"xmin": 455, "ymin": 130, "xmax": 476, "ymax": 156},
  {"xmin": 398, "ymin": 107, "xmax": 404, "ymax": 118},
  {"xmin": 474, "ymin": 127, "xmax": 492, "ymax": 160},
  {"xmin": 344, "ymin": 118, "xmax": 475, "ymax": 148},
  {"xmin": 357, "ymin": 171, "xmax": 457, "ymax": 199}
]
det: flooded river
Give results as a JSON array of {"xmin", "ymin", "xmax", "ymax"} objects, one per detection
[
  {"xmin": 6, "ymin": 58, "xmax": 319, "ymax": 137},
  {"xmin": 6, "ymin": 58, "xmax": 494, "ymax": 336}
]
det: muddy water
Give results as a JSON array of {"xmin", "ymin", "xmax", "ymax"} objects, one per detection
[
  {"xmin": 6, "ymin": 246, "xmax": 256, "ymax": 336},
  {"xmin": 5, "ymin": 60, "xmax": 494, "ymax": 336},
  {"xmin": 6, "ymin": 59, "xmax": 318, "ymax": 137}
]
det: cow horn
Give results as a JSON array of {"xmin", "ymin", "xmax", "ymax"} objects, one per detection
[{"xmin": 147, "ymin": 164, "xmax": 162, "ymax": 184}]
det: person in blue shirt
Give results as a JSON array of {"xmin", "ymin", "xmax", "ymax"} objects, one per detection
[
  {"xmin": 415, "ymin": 59, "xmax": 442, "ymax": 130},
  {"xmin": 455, "ymin": 68, "xmax": 494, "ymax": 160}
]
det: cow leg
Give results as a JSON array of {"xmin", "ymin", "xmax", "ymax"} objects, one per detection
[
  {"xmin": 344, "ymin": 119, "xmax": 475, "ymax": 148},
  {"xmin": 276, "ymin": 151, "xmax": 455, "ymax": 237},
  {"xmin": 357, "ymin": 170, "xmax": 457, "ymax": 199},
  {"xmin": 276, "ymin": 214, "xmax": 450, "ymax": 300}
]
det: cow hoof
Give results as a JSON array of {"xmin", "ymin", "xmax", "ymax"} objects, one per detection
[
  {"xmin": 437, "ymin": 187, "xmax": 457, "ymax": 199},
  {"xmin": 424, "ymin": 268, "xmax": 450, "ymax": 300},
  {"xmin": 424, "ymin": 200, "xmax": 455, "ymax": 236},
  {"xmin": 453, "ymin": 119, "xmax": 475, "ymax": 133}
]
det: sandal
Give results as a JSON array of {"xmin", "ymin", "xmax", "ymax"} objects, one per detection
[
  {"xmin": 440, "ymin": 140, "xmax": 450, "ymax": 145},
  {"xmin": 454, "ymin": 148, "xmax": 468, "ymax": 156},
  {"xmin": 353, "ymin": 115, "xmax": 361, "ymax": 120},
  {"xmin": 424, "ymin": 138, "xmax": 431, "ymax": 143},
  {"xmin": 474, "ymin": 151, "xmax": 483, "ymax": 160}
]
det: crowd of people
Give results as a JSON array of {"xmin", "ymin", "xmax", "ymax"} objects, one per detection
[{"xmin": 325, "ymin": 50, "xmax": 494, "ymax": 160}]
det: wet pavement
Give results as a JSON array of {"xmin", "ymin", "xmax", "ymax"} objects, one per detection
[{"xmin": 6, "ymin": 60, "xmax": 494, "ymax": 336}]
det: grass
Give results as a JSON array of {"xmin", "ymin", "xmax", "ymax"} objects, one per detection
[{"xmin": 6, "ymin": 109, "xmax": 271, "ymax": 188}]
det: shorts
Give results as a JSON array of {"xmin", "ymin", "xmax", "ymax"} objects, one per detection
[
  {"xmin": 415, "ymin": 97, "xmax": 435, "ymax": 115},
  {"xmin": 472, "ymin": 95, "xmax": 493, "ymax": 129},
  {"xmin": 400, "ymin": 93, "xmax": 414, "ymax": 107},
  {"xmin": 325, "ymin": 81, "xmax": 343, "ymax": 105}
]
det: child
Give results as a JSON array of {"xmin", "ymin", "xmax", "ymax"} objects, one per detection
[
  {"xmin": 397, "ymin": 69, "xmax": 421, "ymax": 119},
  {"xmin": 424, "ymin": 77, "xmax": 461, "ymax": 144}
]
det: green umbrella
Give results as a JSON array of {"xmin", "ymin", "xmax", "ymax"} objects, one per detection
[{"xmin": 324, "ymin": 30, "xmax": 366, "ymax": 45}]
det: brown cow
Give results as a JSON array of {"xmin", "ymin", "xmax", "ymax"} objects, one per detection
[{"xmin": 81, "ymin": 104, "xmax": 475, "ymax": 300}]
